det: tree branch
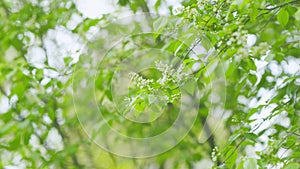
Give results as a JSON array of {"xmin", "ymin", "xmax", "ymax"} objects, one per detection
[
  {"xmin": 220, "ymin": 138, "xmax": 245, "ymax": 166},
  {"xmin": 200, "ymin": 116, "xmax": 216, "ymax": 151},
  {"xmin": 0, "ymin": 85, "xmax": 8, "ymax": 97},
  {"xmin": 258, "ymin": 0, "xmax": 299, "ymax": 11},
  {"xmin": 139, "ymin": 0, "xmax": 152, "ymax": 25},
  {"xmin": 51, "ymin": 97, "xmax": 83, "ymax": 169}
]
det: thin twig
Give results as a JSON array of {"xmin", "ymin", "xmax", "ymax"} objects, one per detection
[
  {"xmin": 204, "ymin": 0, "xmax": 226, "ymax": 27},
  {"xmin": 220, "ymin": 138, "xmax": 245, "ymax": 165},
  {"xmin": 258, "ymin": 0, "xmax": 299, "ymax": 11},
  {"xmin": 260, "ymin": 8, "xmax": 280, "ymax": 30},
  {"xmin": 51, "ymin": 97, "xmax": 83, "ymax": 169},
  {"xmin": 0, "ymin": 85, "xmax": 8, "ymax": 97}
]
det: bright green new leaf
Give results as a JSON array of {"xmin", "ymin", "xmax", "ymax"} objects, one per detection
[
  {"xmin": 243, "ymin": 158, "xmax": 257, "ymax": 169},
  {"xmin": 284, "ymin": 162, "xmax": 300, "ymax": 169},
  {"xmin": 295, "ymin": 8, "xmax": 300, "ymax": 21},
  {"xmin": 183, "ymin": 79, "xmax": 195, "ymax": 95},
  {"xmin": 153, "ymin": 16, "xmax": 168, "ymax": 34},
  {"xmin": 225, "ymin": 146, "xmax": 238, "ymax": 169},
  {"xmin": 277, "ymin": 9, "xmax": 289, "ymax": 26}
]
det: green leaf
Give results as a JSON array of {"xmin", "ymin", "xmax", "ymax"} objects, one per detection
[
  {"xmin": 228, "ymin": 133, "xmax": 241, "ymax": 143},
  {"xmin": 36, "ymin": 69, "xmax": 44, "ymax": 81},
  {"xmin": 105, "ymin": 90, "xmax": 113, "ymax": 101},
  {"xmin": 153, "ymin": 16, "xmax": 168, "ymax": 34},
  {"xmin": 295, "ymin": 9, "xmax": 300, "ymax": 21},
  {"xmin": 9, "ymin": 134, "xmax": 21, "ymax": 150},
  {"xmin": 64, "ymin": 57, "xmax": 73, "ymax": 65},
  {"xmin": 250, "ymin": 7, "xmax": 258, "ymax": 21},
  {"xmin": 183, "ymin": 79, "xmax": 195, "ymax": 95},
  {"xmin": 248, "ymin": 74, "xmax": 257, "ymax": 85},
  {"xmin": 284, "ymin": 162, "xmax": 300, "ymax": 169},
  {"xmin": 244, "ymin": 133, "xmax": 258, "ymax": 142},
  {"xmin": 12, "ymin": 82, "xmax": 26, "ymax": 98},
  {"xmin": 83, "ymin": 19, "xmax": 101, "ymax": 32},
  {"xmin": 243, "ymin": 158, "xmax": 257, "ymax": 169},
  {"xmin": 237, "ymin": 160, "xmax": 244, "ymax": 169},
  {"xmin": 148, "ymin": 94, "xmax": 157, "ymax": 104},
  {"xmin": 246, "ymin": 105, "xmax": 264, "ymax": 119},
  {"xmin": 155, "ymin": 0, "xmax": 161, "ymax": 13},
  {"xmin": 129, "ymin": 2, "xmax": 138, "ymax": 13},
  {"xmin": 277, "ymin": 9, "xmax": 289, "ymax": 26},
  {"xmin": 118, "ymin": 0, "xmax": 129, "ymax": 6},
  {"xmin": 225, "ymin": 146, "xmax": 238, "ymax": 168},
  {"xmin": 23, "ymin": 127, "xmax": 32, "ymax": 145},
  {"xmin": 135, "ymin": 100, "xmax": 146, "ymax": 116},
  {"xmin": 225, "ymin": 146, "xmax": 238, "ymax": 169}
]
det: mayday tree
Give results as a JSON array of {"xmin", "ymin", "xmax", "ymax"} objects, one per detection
[{"xmin": 0, "ymin": 0, "xmax": 300, "ymax": 168}]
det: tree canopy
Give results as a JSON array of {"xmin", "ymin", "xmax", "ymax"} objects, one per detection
[{"xmin": 0, "ymin": 0, "xmax": 300, "ymax": 168}]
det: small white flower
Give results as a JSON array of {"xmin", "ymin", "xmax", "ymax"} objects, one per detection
[
  {"xmin": 45, "ymin": 128, "xmax": 64, "ymax": 151},
  {"xmin": 235, "ymin": 48, "xmax": 249, "ymax": 61},
  {"xmin": 252, "ymin": 42, "xmax": 270, "ymax": 56}
]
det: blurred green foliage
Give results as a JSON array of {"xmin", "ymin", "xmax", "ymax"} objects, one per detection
[{"xmin": 0, "ymin": 0, "xmax": 300, "ymax": 168}]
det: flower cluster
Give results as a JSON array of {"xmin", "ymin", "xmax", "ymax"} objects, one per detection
[
  {"xmin": 211, "ymin": 146, "xmax": 220, "ymax": 163},
  {"xmin": 174, "ymin": 6, "xmax": 198, "ymax": 21},
  {"xmin": 198, "ymin": 0, "xmax": 229, "ymax": 19},
  {"xmin": 156, "ymin": 61, "xmax": 176, "ymax": 85},
  {"xmin": 233, "ymin": 41, "xmax": 271, "ymax": 62},
  {"xmin": 155, "ymin": 61, "xmax": 188, "ymax": 84},
  {"xmin": 169, "ymin": 93, "xmax": 181, "ymax": 103},
  {"xmin": 235, "ymin": 48, "xmax": 249, "ymax": 61},
  {"xmin": 227, "ymin": 27, "xmax": 248, "ymax": 47},
  {"xmin": 126, "ymin": 61, "xmax": 188, "ymax": 111},
  {"xmin": 252, "ymin": 42, "xmax": 270, "ymax": 56},
  {"xmin": 129, "ymin": 72, "xmax": 154, "ymax": 91},
  {"xmin": 124, "ymin": 96, "xmax": 137, "ymax": 108}
]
